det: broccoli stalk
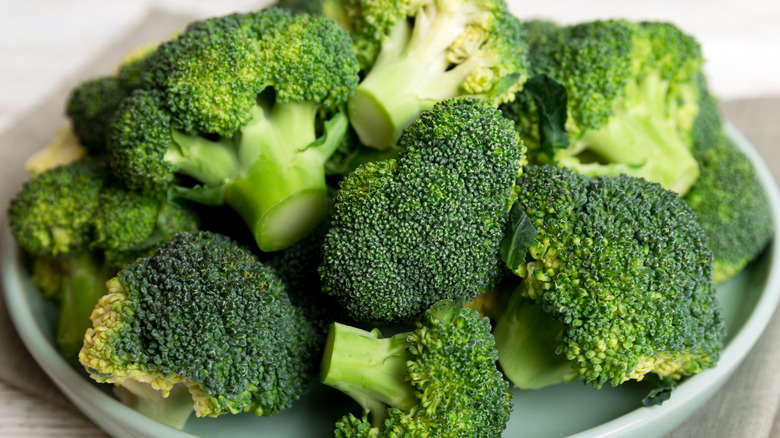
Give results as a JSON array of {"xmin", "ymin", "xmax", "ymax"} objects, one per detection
[
  {"xmin": 492, "ymin": 290, "xmax": 578, "ymax": 389},
  {"xmin": 222, "ymin": 103, "xmax": 346, "ymax": 251},
  {"xmin": 321, "ymin": 324, "xmax": 416, "ymax": 427},
  {"xmin": 55, "ymin": 251, "xmax": 112, "ymax": 362},
  {"xmin": 113, "ymin": 381, "xmax": 194, "ymax": 430},
  {"xmin": 560, "ymin": 71, "xmax": 700, "ymax": 194},
  {"xmin": 158, "ymin": 100, "xmax": 347, "ymax": 251},
  {"xmin": 344, "ymin": 0, "xmax": 528, "ymax": 150}
]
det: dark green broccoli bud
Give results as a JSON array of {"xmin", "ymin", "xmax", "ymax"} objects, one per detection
[
  {"xmin": 79, "ymin": 231, "xmax": 319, "ymax": 426},
  {"xmin": 320, "ymin": 98, "xmax": 524, "ymax": 323},
  {"xmin": 501, "ymin": 19, "xmax": 703, "ymax": 194},
  {"xmin": 322, "ymin": 299, "xmax": 513, "ymax": 437},
  {"xmin": 8, "ymin": 161, "xmax": 106, "ymax": 256},
  {"xmin": 685, "ymin": 76, "xmax": 773, "ymax": 282},
  {"xmin": 65, "ymin": 77, "xmax": 128, "ymax": 154},
  {"xmin": 494, "ymin": 165, "xmax": 725, "ymax": 390},
  {"xmin": 342, "ymin": 0, "xmax": 529, "ymax": 149},
  {"xmin": 110, "ymin": 9, "xmax": 360, "ymax": 251}
]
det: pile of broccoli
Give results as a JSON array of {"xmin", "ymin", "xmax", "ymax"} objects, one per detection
[{"xmin": 5, "ymin": 1, "xmax": 774, "ymax": 435}]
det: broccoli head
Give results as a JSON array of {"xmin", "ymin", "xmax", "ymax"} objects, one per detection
[
  {"xmin": 319, "ymin": 98, "xmax": 524, "ymax": 323},
  {"xmin": 501, "ymin": 19, "xmax": 703, "ymax": 194},
  {"xmin": 79, "ymin": 231, "xmax": 319, "ymax": 428},
  {"xmin": 685, "ymin": 76, "xmax": 773, "ymax": 282},
  {"xmin": 341, "ymin": 0, "xmax": 529, "ymax": 149},
  {"xmin": 109, "ymin": 8, "xmax": 360, "ymax": 251},
  {"xmin": 321, "ymin": 299, "xmax": 513, "ymax": 437},
  {"xmin": 8, "ymin": 160, "xmax": 200, "ymax": 361},
  {"xmin": 8, "ymin": 161, "xmax": 106, "ymax": 256},
  {"xmin": 493, "ymin": 165, "xmax": 725, "ymax": 390}
]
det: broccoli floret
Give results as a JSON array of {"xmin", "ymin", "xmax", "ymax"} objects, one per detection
[
  {"xmin": 493, "ymin": 165, "xmax": 725, "ymax": 390},
  {"xmin": 79, "ymin": 231, "xmax": 319, "ymax": 428},
  {"xmin": 319, "ymin": 98, "xmax": 524, "ymax": 323},
  {"xmin": 109, "ymin": 9, "xmax": 360, "ymax": 251},
  {"xmin": 684, "ymin": 76, "xmax": 773, "ymax": 283},
  {"xmin": 93, "ymin": 184, "xmax": 200, "ymax": 269},
  {"xmin": 66, "ymin": 77, "xmax": 129, "ymax": 154},
  {"xmin": 116, "ymin": 41, "xmax": 161, "ymax": 92},
  {"xmin": 8, "ymin": 161, "xmax": 106, "ymax": 256},
  {"xmin": 341, "ymin": 0, "xmax": 528, "ymax": 149},
  {"xmin": 321, "ymin": 299, "xmax": 513, "ymax": 437},
  {"xmin": 9, "ymin": 160, "xmax": 200, "ymax": 360},
  {"xmin": 501, "ymin": 20, "xmax": 703, "ymax": 194}
]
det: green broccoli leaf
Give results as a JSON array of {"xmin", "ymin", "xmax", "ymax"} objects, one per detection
[
  {"xmin": 500, "ymin": 202, "xmax": 538, "ymax": 272},
  {"xmin": 524, "ymin": 74, "xmax": 570, "ymax": 157}
]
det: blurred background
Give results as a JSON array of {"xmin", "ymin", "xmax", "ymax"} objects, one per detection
[
  {"xmin": 0, "ymin": 0, "xmax": 778, "ymax": 436},
  {"xmin": 1, "ymin": 0, "xmax": 779, "ymax": 132}
]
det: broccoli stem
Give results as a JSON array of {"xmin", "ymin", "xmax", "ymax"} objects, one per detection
[
  {"xmin": 563, "ymin": 71, "xmax": 700, "ymax": 194},
  {"xmin": 56, "ymin": 252, "xmax": 111, "ymax": 362},
  {"xmin": 166, "ymin": 131, "xmax": 239, "ymax": 187},
  {"xmin": 225, "ymin": 101, "xmax": 347, "ymax": 252},
  {"xmin": 320, "ymin": 323, "xmax": 417, "ymax": 427},
  {"xmin": 114, "ymin": 380, "xmax": 194, "ymax": 430},
  {"xmin": 493, "ymin": 292, "xmax": 579, "ymax": 390},
  {"xmin": 349, "ymin": 11, "xmax": 476, "ymax": 150}
]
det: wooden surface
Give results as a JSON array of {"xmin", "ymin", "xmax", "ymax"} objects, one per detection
[
  {"xmin": 0, "ymin": 381, "xmax": 106, "ymax": 437},
  {"xmin": 0, "ymin": 1, "xmax": 779, "ymax": 437}
]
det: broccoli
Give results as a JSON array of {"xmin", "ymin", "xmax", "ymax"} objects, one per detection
[
  {"xmin": 9, "ymin": 161, "xmax": 106, "ymax": 257},
  {"xmin": 66, "ymin": 76, "xmax": 129, "ymax": 154},
  {"xmin": 684, "ymin": 76, "xmax": 774, "ymax": 283},
  {"xmin": 493, "ymin": 165, "xmax": 725, "ymax": 390},
  {"xmin": 8, "ymin": 161, "xmax": 199, "ymax": 360},
  {"xmin": 340, "ymin": 0, "xmax": 528, "ymax": 150},
  {"xmin": 92, "ymin": 183, "xmax": 200, "ymax": 269},
  {"xmin": 109, "ymin": 9, "xmax": 359, "ymax": 251},
  {"xmin": 264, "ymin": 187, "xmax": 353, "ymax": 344},
  {"xmin": 79, "ymin": 231, "xmax": 319, "ymax": 428},
  {"xmin": 319, "ymin": 98, "xmax": 524, "ymax": 323},
  {"xmin": 321, "ymin": 299, "xmax": 513, "ymax": 437},
  {"xmin": 275, "ymin": 0, "xmax": 351, "ymax": 29},
  {"xmin": 501, "ymin": 20, "xmax": 704, "ymax": 194}
]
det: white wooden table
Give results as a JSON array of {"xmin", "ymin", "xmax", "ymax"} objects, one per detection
[{"xmin": 1, "ymin": 0, "xmax": 779, "ymax": 436}]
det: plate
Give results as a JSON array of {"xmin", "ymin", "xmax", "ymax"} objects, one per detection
[{"xmin": 3, "ymin": 124, "xmax": 780, "ymax": 438}]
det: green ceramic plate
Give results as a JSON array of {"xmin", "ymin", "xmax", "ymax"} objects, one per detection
[{"xmin": 3, "ymin": 124, "xmax": 779, "ymax": 438}]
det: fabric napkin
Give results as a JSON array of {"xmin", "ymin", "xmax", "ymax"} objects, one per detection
[{"xmin": 0, "ymin": 9, "xmax": 778, "ymax": 437}]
